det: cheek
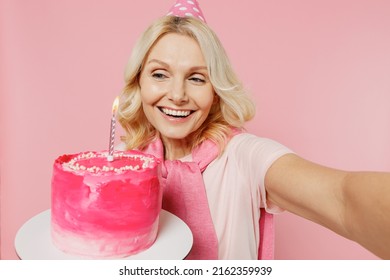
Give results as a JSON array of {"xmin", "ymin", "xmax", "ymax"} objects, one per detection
[
  {"xmin": 197, "ymin": 92, "xmax": 215, "ymax": 111},
  {"xmin": 139, "ymin": 78, "xmax": 164, "ymax": 105},
  {"xmin": 141, "ymin": 101, "xmax": 157, "ymax": 127}
]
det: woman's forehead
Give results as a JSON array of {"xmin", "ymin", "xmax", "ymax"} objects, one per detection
[{"xmin": 145, "ymin": 33, "xmax": 207, "ymax": 69}]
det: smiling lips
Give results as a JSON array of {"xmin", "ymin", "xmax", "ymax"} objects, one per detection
[{"xmin": 159, "ymin": 107, "xmax": 194, "ymax": 118}]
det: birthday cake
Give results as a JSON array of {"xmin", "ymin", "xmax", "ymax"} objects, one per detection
[{"xmin": 51, "ymin": 150, "xmax": 161, "ymax": 258}]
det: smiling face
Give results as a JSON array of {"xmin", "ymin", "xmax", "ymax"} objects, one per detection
[{"xmin": 139, "ymin": 33, "xmax": 215, "ymax": 157}]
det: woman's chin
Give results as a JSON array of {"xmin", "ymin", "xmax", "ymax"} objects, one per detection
[{"xmin": 158, "ymin": 127, "xmax": 196, "ymax": 141}]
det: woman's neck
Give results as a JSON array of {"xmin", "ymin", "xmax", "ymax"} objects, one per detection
[{"xmin": 161, "ymin": 137, "xmax": 192, "ymax": 160}]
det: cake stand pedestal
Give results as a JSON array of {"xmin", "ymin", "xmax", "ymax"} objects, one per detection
[{"xmin": 15, "ymin": 209, "xmax": 193, "ymax": 260}]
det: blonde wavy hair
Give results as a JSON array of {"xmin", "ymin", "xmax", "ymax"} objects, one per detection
[{"xmin": 118, "ymin": 16, "xmax": 255, "ymax": 154}]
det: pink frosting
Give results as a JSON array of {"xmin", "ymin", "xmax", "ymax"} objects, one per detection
[{"xmin": 51, "ymin": 150, "xmax": 162, "ymax": 258}]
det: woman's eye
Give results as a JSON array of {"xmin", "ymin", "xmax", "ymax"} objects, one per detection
[
  {"xmin": 152, "ymin": 72, "xmax": 167, "ymax": 80},
  {"xmin": 189, "ymin": 76, "xmax": 206, "ymax": 83}
]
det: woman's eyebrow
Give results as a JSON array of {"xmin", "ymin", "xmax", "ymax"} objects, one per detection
[
  {"xmin": 147, "ymin": 59, "xmax": 169, "ymax": 67},
  {"xmin": 147, "ymin": 59, "xmax": 207, "ymax": 72},
  {"xmin": 189, "ymin": 66, "xmax": 208, "ymax": 72}
]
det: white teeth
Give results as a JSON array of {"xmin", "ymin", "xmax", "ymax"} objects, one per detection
[{"xmin": 161, "ymin": 108, "xmax": 191, "ymax": 117}]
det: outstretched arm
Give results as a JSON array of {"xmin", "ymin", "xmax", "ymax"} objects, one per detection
[{"xmin": 265, "ymin": 153, "xmax": 390, "ymax": 259}]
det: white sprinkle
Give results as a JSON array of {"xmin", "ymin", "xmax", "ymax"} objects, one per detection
[{"xmin": 64, "ymin": 151, "xmax": 155, "ymax": 174}]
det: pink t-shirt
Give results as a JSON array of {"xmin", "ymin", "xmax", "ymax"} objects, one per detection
[
  {"xmin": 118, "ymin": 133, "xmax": 293, "ymax": 259},
  {"xmin": 197, "ymin": 133, "xmax": 292, "ymax": 259}
]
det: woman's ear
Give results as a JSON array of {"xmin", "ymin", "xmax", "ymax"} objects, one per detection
[{"xmin": 213, "ymin": 93, "xmax": 219, "ymax": 104}]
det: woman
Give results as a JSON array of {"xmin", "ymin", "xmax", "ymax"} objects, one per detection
[{"xmin": 117, "ymin": 8, "xmax": 390, "ymax": 259}]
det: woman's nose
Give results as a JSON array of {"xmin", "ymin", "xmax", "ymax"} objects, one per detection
[{"xmin": 167, "ymin": 79, "xmax": 188, "ymax": 104}]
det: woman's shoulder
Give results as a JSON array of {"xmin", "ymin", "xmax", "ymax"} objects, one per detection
[
  {"xmin": 224, "ymin": 132, "xmax": 294, "ymax": 163},
  {"xmin": 228, "ymin": 133, "xmax": 291, "ymax": 150}
]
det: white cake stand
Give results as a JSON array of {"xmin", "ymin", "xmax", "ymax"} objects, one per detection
[{"xmin": 15, "ymin": 209, "xmax": 193, "ymax": 260}]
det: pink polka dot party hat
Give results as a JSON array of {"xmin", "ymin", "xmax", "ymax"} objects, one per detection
[{"xmin": 167, "ymin": 0, "xmax": 206, "ymax": 23}]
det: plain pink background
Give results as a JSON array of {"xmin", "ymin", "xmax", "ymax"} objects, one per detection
[{"xmin": 1, "ymin": 0, "xmax": 389, "ymax": 259}]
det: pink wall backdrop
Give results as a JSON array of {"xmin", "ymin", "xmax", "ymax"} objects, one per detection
[{"xmin": 1, "ymin": 0, "xmax": 389, "ymax": 259}]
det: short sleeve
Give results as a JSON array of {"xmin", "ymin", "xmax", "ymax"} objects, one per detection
[{"xmin": 230, "ymin": 133, "xmax": 294, "ymax": 213}]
